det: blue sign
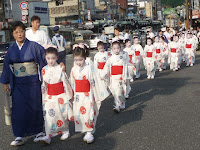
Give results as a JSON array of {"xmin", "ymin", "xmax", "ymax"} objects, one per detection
[
  {"xmin": 34, "ymin": 7, "xmax": 48, "ymax": 14},
  {"xmin": 78, "ymin": 19, "xmax": 81, "ymax": 23}
]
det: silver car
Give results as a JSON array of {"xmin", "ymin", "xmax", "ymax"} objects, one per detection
[{"xmin": 89, "ymin": 34, "xmax": 100, "ymax": 49}]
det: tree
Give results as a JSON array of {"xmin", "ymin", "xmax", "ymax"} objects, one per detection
[{"xmin": 161, "ymin": 0, "xmax": 185, "ymax": 7}]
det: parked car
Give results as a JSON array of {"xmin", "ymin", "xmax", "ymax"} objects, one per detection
[
  {"xmin": 0, "ymin": 43, "xmax": 11, "ymax": 63},
  {"xmin": 89, "ymin": 34, "xmax": 100, "ymax": 49}
]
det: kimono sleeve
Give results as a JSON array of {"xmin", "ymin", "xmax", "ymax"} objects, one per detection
[
  {"xmin": 41, "ymin": 67, "xmax": 48, "ymax": 106},
  {"xmin": 168, "ymin": 44, "xmax": 171, "ymax": 64},
  {"xmin": 89, "ymin": 65, "xmax": 109, "ymax": 103},
  {"xmin": 93, "ymin": 53, "xmax": 98, "ymax": 71},
  {"xmin": 61, "ymin": 71, "xmax": 73, "ymax": 101},
  {"xmin": 69, "ymin": 68, "xmax": 76, "ymax": 93},
  {"xmin": 0, "ymin": 52, "xmax": 11, "ymax": 84},
  {"xmin": 32, "ymin": 43, "xmax": 47, "ymax": 70},
  {"xmin": 100, "ymin": 59, "xmax": 110, "ymax": 81}
]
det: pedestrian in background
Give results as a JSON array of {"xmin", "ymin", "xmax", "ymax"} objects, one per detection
[
  {"xmin": 26, "ymin": 16, "xmax": 52, "ymax": 47},
  {"xmin": 100, "ymin": 30, "xmax": 108, "ymax": 51},
  {"xmin": 52, "ymin": 26, "xmax": 68, "ymax": 66}
]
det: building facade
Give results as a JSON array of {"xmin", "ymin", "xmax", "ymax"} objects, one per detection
[{"xmin": 48, "ymin": 0, "xmax": 78, "ymax": 25}]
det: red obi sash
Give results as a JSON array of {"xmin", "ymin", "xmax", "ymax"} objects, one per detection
[
  {"xmin": 171, "ymin": 48, "xmax": 177, "ymax": 53},
  {"xmin": 129, "ymin": 55, "xmax": 132, "ymax": 61},
  {"xmin": 156, "ymin": 49, "xmax": 161, "ymax": 54},
  {"xmin": 98, "ymin": 62, "xmax": 106, "ymax": 69},
  {"xmin": 146, "ymin": 52, "xmax": 153, "ymax": 58},
  {"xmin": 75, "ymin": 80, "xmax": 90, "ymax": 92},
  {"xmin": 48, "ymin": 82, "xmax": 64, "ymax": 95},
  {"xmin": 111, "ymin": 66, "xmax": 123, "ymax": 75},
  {"xmin": 135, "ymin": 51, "xmax": 140, "ymax": 56},
  {"xmin": 186, "ymin": 44, "xmax": 192, "ymax": 48}
]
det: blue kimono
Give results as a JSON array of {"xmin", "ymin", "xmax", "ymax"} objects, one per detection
[{"xmin": 0, "ymin": 39, "xmax": 46, "ymax": 137}]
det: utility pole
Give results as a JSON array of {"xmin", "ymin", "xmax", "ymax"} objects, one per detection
[
  {"xmin": 78, "ymin": 0, "xmax": 81, "ymax": 21},
  {"xmin": 186, "ymin": 0, "xmax": 189, "ymax": 29},
  {"xmin": 110, "ymin": 0, "xmax": 115, "ymax": 22},
  {"xmin": 189, "ymin": 0, "xmax": 192, "ymax": 27}
]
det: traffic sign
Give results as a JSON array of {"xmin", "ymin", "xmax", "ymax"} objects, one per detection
[
  {"xmin": 21, "ymin": 15, "xmax": 27, "ymax": 21},
  {"xmin": 20, "ymin": 2, "xmax": 29, "ymax": 10},
  {"xmin": 22, "ymin": 10, "xmax": 28, "ymax": 15}
]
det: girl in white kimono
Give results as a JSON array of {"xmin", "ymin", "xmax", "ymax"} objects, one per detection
[
  {"xmin": 184, "ymin": 33, "xmax": 196, "ymax": 66},
  {"xmin": 119, "ymin": 40, "xmax": 132, "ymax": 98},
  {"xmin": 101, "ymin": 41, "xmax": 131, "ymax": 112},
  {"xmin": 153, "ymin": 36, "xmax": 164, "ymax": 72},
  {"xmin": 179, "ymin": 33, "xmax": 186, "ymax": 63},
  {"xmin": 192, "ymin": 33, "xmax": 198, "ymax": 64},
  {"xmin": 168, "ymin": 35, "xmax": 181, "ymax": 71},
  {"xmin": 124, "ymin": 39, "xmax": 135, "ymax": 82},
  {"xmin": 131, "ymin": 37, "xmax": 143, "ymax": 79},
  {"xmin": 144, "ymin": 38, "xmax": 156, "ymax": 79},
  {"xmin": 160, "ymin": 36, "xmax": 169, "ymax": 70},
  {"xmin": 70, "ymin": 46, "xmax": 109, "ymax": 144},
  {"xmin": 94, "ymin": 41, "xmax": 110, "ymax": 76},
  {"xmin": 40, "ymin": 47, "xmax": 73, "ymax": 144}
]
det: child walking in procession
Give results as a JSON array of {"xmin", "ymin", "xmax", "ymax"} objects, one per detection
[
  {"xmin": 153, "ymin": 36, "xmax": 164, "ymax": 72},
  {"xmin": 124, "ymin": 39, "xmax": 135, "ymax": 82},
  {"xmin": 185, "ymin": 32, "xmax": 196, "ymax": 66},
  {"xmin": 131, "ymin": 37, "xmax": 143, "ymax": 79},
  {"xmin": 160, "ymin": 36, "xmax": 169, "ymax": 70},
  {"xmin": 40, "ymin": 47, "xmax": 73, "ymax": 144},
  {"xmin": 144, "ymin": 38, "xmax": 156, "ymax": 79},
  {"xmin": 168, "ymin": 35, "xmax": 181, "ymax": 71},
  {"xmin": 70, "ymin": 46, "xmax": 109, "ymax": 144},
  {"xmin": 101, "ymin": 41, "xmax": 131, "ymax": 112},
  {"xmin": 179, "ymin": 33, "xmax": 186, "ymax": 63},
  {"xmin": 94, "ymin": 41, "xmax": 110, "ymax": 75}
]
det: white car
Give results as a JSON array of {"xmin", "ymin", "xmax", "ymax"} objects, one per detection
[{"xmin": 89, "ymin": 34, "xmax": 100, "ymax": 49}]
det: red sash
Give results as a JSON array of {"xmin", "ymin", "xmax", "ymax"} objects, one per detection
[
  {"xmin": 48, "ymin": 82, "xmax": 64, "ymax": 95},
  {"xmin": 75, "ymin": 80, "xmax": 90, "ymax": 92},
  {"xmin": 171, "ymin": 48, "xmax": 177, "ymax": 53},
  {"xmin": 98, "ymin": 62, "xmax": 106, "ymax": 70},
  {"xmin": 129, "ymin": 55, "xmax": 132, "ymax": 61},
  {"xmin": 111, "ymin": 66, "xmax": 123, "ymax": 75},
  {"xmin": 186, "ymin": 44, "xmax": 192, "ymax": 48},
  {"xmin": 135, "ymin": 51, "xmax": 140, "ymax": 56},
  {"xmin": 147, "ymin": 52, "xmax": 153, "ymax": 58},
  {"xmin": 156, "ymin": 49, "xmax": 161, "ymax": 54}
]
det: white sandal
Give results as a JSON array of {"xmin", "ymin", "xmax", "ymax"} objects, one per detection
[
  {"xmin": 33, "ymin": 132, "xmax": 44, "ymax": 142},
  {"xmin": 10, "ymin": 137, "xmax": 25, "ymax": 146}
]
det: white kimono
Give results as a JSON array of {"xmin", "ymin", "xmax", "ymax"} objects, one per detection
[
  {"xmin": 70, "ymin": 64, "xmax": 109, "ymax": 133},
  {"xmin": 131, "ymin": 44, "xmax": 143, "ymax": 77},
  {"xmin": 123, "ymin": 47, "xmax": 135, "ymax": 79},
  {"xmin": 161, "ymin": 42, "xmax": 169, "ymax": 69},
  {"xmin": 168, "ymin": 41, "xmax": 181, "ymax": 70},
  {"xmin": 42, "ymin": 64, "xmax": 73, "ymax": 138},
  {"xmin": 192, "ymin": 35, "xmax": 198, "ymax": 63},
  {"xmin": 144, "ymin": 45, "xmax": 156, "ymax": 76},
  {"xmin": 184, "ymin": 38, "xmax": 196, "ymax": 65},
  {"xmin": 100, "ymin": 52, "xmax": 131, "ymax": 108},
  {"xmin": 94, "ymin": 51, "xmax": 110, "ymax": 75},
  {"xmin": 179, "ymin": 38, "xmax": 186, "ymax": 62},
  {"xmin": 153, "ymin": 42, "xmax": 164, "ymax": 70}
]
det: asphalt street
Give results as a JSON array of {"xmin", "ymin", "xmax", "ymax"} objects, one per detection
[{"xmin": 0, "ymin": 50, "xmax": 200, "ymax": 150}]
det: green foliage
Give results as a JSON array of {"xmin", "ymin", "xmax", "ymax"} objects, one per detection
[{"xmin": 161, "ymin": 0, "xmax": 185, "ymax": 7}]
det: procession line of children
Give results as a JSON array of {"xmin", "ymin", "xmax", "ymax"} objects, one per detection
[{"xmin": 39, "ymin": 29, "xmax": 198, "ymax": 145}]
